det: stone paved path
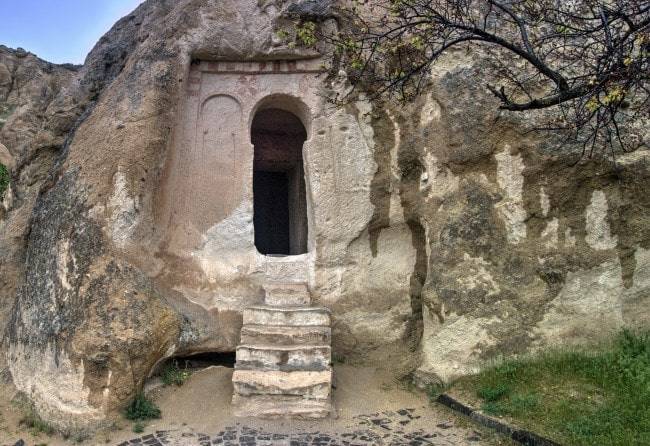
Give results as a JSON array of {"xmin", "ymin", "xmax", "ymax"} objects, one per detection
[{"xmin": 117, "ymin": 408, "xmax": 493, "ymax": 446}]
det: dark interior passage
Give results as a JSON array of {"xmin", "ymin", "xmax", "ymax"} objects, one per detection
[
  {"xmin": 252, "ymin": 108, "xmax": 308, "ymax": 255},
  {"xmin": 254, "ymin": 171, "xmax": 290, "ymax": 254}
]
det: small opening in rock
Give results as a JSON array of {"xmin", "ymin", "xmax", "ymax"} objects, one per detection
[{"xmin": 163, "ymin": 352, "xmax": 236, "ymax": 370}]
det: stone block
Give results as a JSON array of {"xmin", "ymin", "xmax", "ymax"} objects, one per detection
[
  {"xmin": 243, "ymin": 306, "xmax": 330, "ymax": 326},
  {"xmin": 240, "ymin": 324, "xmax": 331, "ymax": 346},
  {"xmin": 232, "ymin": 369, "xmax": 332, "ymax": 399},
  {"xmin": 264, "ymin": 282, "xmax": 311, "ymax": 306},
  {"xmin": 232, "ymin": 394, "xmax": 332, "ymax": 419},
  {"xmin": 235, "ymin": 344, "xmax": 330, "ymax": 371}
]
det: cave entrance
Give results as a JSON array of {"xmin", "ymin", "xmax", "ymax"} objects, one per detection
[
  {"xmin": 252, "ymin": 108, "xmax": 308, "ymax": 256},
  {"xmin": 169, "ymin": 352, "xmax": 236, "ymax": 369}
]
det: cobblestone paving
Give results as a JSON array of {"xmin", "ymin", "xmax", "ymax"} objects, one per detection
[{"xmin": 117, "ymin": 409, "xmax": 490, "ymax": 445}]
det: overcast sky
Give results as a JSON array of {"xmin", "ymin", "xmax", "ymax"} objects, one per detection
[{"xmin": 0, "ymin": 0, "xmax": 145, "ymax": 64}]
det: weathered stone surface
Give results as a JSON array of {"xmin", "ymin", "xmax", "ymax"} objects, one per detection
[
  {"xmin": 232, "ymin": 370, "xmax": 332, "ymax": 398},
  {"xmin": 236, "ymin": 344, "xmax": 331, "ymax": 371},
  {"xmin": 240, "ymin": 324, "xmax": 331, "ymax": 346},
  {"xmin": 0, "ymin": 46, "xmax": 79, "ymax": 368},
  {"xmin": 243, "ymin": 306, "xmax": 331, "ymax": 327},
  {"xmin": 264, "ymin": 282, "xmax": 311, "ymax": 306},
  {"xmin": 231, "ymin": 394, "xmax": 332, "ymax": 419}
]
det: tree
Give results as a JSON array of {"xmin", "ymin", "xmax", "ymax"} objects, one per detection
[{"xmin": 325, "ymin": 0, "xmax": 650, "ymax": 157}]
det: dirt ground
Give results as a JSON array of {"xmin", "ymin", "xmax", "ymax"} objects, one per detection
[{"xmin": 0, "ymin": 365, "xmax": 514, "ymax": 445}]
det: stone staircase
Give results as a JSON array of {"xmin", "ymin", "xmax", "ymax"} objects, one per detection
[{"xmin": 232, "ymin": 282, "xmax": 333, "ymax": 418}]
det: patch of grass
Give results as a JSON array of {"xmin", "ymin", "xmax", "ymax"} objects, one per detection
[
  {"xmin": 161, "ymin": 361, "xmax": 191, "ymax": 387},
  {"xmin": 18, "ymin": 406, "xmax": 54, "ymax": 436},
  {"xmin": 477, "ymin": 383, "xmax": 511, "ymax": 402},
  {"xmin": 426, "ymin": 381, "xmax": 448, "ymax": 401},
  {"xmin": 481, "ymin": 393, "xmax": 540, "ymax": 417},
  {"xmin": 0, "ymin": 163, "xmax": 9, "ymax": 198},
  {"xmin": 509, "ymin": 393, "xmax": 540, "ymax": 413},
  {"xmin": 452, "ymin": 329, "xmax": 650, "ymax": 446},
  {"xmin": 482, "ymin": 400, "xmax": 509, "ymax": 416},
  {"xmin": 124, "ymin": 393, "xmax": 161, "ymax": 421},
  {"xmin": 132, "ymin": 422, "xmax": 145, "ymax": 434}
]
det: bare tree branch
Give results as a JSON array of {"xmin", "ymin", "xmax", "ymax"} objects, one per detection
[{"xmin": 324, "ymin": 0, "xmax": 650, "ymax": 157}]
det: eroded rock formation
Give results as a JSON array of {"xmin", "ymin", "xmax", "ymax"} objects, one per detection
[{"xmin": 0, "ymin": 0, "xmax": 648, "ymax": 434}]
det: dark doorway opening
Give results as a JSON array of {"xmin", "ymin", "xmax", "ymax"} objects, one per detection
[{"xmin": 252, "ymin": 108, "xmax": 308, "ymax": 255}]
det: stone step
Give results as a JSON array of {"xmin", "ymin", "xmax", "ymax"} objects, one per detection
[
  {"xmin": 232, "ymin": 369, "xmax": 332, "ymax": 399},
  {"xmin": 232, "ymin": 394, "xmax": 332, "ymax": 419},
  {"xmin": 264, "ymin": 282, "xmax": 311, "ymax": 306},
  {"xmin": 243, "ymin": 305, "xmax": 330, "ymax": 327},
  {"xmin": 235, "ymin": 344, "xmax": 331, "ymax": 371},
  {"xmin": 240, "ymin": 324, "xmax": 331, "ymax": 346}
]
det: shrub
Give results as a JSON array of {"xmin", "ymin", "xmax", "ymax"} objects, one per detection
[
  {"xmin": 296, "ymin": 21, "xmax": 317, "ymax": 47},
  {"xmin": 19, "ymin": 406, "xmax": 54, "ymax": 436},
  {"xmin": 124, "ymin": 393, "xmax": 160, "ymax": 421}
]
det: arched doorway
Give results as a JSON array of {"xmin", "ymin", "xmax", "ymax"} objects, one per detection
[{"xmin": 252, "ymin": 108, "xmax": 308, "ymax": 255}]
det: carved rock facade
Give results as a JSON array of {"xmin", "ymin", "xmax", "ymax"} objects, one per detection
[{"xmin": 0, "ymin": 0, "xmax": 648, "ymax": 433}]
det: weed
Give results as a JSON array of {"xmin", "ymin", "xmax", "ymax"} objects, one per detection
[
  {"xmin": 133, "ymin": 422, "xmax": 145, "ymax": 434},
  {"xmin": 295, "ymin": 21, "xmax": 317, "ymax": 47},
  {"xmin": 426, "ymin": 382, "xmax": 448, "ymax": 401},
  {"xmin": 275, "ymin": 28, "xmax": 290, "ymax": 40},
  {"xmin": 0, "ymin": 163, "xmax": 9, "ymax": 198},
  {"xmin": 15, "ymin": 402, "xmax": 54, "ymax": 437},
  {"xmin": 124, "ymin": 393, "xmax": 161, "ymax": 421},
  {"xmin": 71, "ymin": 432, "xmax": 90, "ymax": 443},
  {"xmin": 21, "ymin": 414, "xmax": 54, "ymax": 436},
  {"xmin": 477, "ymin": 383, "xmax": 510, "ymax": 402},
  {"xmin": 161, "ymin": 361, "xmax": 191, "ymax": 387}
]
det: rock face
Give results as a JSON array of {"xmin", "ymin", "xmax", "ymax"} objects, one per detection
[
  {"xmin": 0, "ymin": 46, "xmax": 79, "ymax": 356},
  {"xmin": 0, "ymin": 0, "xmax": 648, "ymax": 433}
]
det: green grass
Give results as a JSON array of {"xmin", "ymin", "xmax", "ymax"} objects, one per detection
[
  {"xmin": 124, "ymin": 393, "xmax": 161, "ymax": 421},
  {"xmin": 161, "ymin": 361, "xmax": 192, "ymax": 387},
  {"xmin": 132, "ymin": 422, "xmax": 145, "ymax": 433},
  {"xmin": 0, "ymin": 163, "xmax": 9, "ymax": 198},
  {"xmin": 452, "ymin": 330, "xmax": 650, "ymax": 446},
  {"xmin": 18, "ymin": 405, "xmax": 54, "ymax": 436}
]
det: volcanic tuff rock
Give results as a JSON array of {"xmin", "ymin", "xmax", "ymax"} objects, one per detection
[
  {"xmin": 0, "ymin": 46, "xmax": 79, "ymax": 360},
  {"xmin": 0, "ymin": 0, "xmax": 648, "ymax": 434}
]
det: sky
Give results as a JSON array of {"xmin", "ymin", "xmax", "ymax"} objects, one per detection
[{"xmin": 0, "ymin": 0, "xmax": 145, "ymax": 64}]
